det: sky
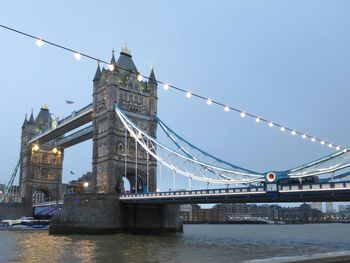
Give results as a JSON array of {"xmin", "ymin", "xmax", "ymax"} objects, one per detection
[{"xmin": 0, "ymin": 1, "xmax": 350, "ymax": 207}]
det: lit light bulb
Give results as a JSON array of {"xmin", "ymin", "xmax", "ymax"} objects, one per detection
[
  {"xmin": 280, "ymin": 127, "xmax": 285, "ymax": 132},
  {"xmin": 137, "ymin": 74, "xmax": 143, "ymax": 81},
  {"xmin": 311, "ymin": 138, "xmax": 316, "ymax": 142},
  {"xmin": 36, "ymin": 38, "xmax": 44, "ymax": 47},
  {"xmin": 207, "ymin": 99, "xmax": 212, "ymax": 105},
  {"xmin": 186, "ymin": 92, "xmax": 192, "ymax": 98},
  {"xmin": 321, "ymin": 140, "xmax": 325, "ymax": 145},
  {"xmin": 255, "ymin": 117, "xmax": 260, "ymax": 123},
  {"xmin": 240, "ymin": 112, "xmax": 246, "ymax": 118},
  {"xmin": 336, "ymin": 146, "xmax": 340, "ymax": 151},
  {"xmin": 343, "ymin": 149, "xmax": 347, "ymax": 153},
  {"xmin": 108, "ymin": 64, "xmax": 114, "ymax": 71},
  {"xmin": 302, "ymin": 134, "xmax": 306, "ymax": 139},
  {"xmin": 291, "ymin": 130, "xmax": 296, "ymax": 136},
  {"xmin": 268, "ymin": 122, "xmax": 274, "ymax": 128},
  {"xmin": 52, "ymin": 147, "xmax": 58, "ymax": 154},
  {"xmin": 163, "ymin": 83, "xmax": 169, "ymax": 90},
  {"xmin": 328, "ymin": 143, "xmax": 333, "ymax": 148},
  {"xmin": 224, "ymin": 106, "xmax": 230, "ymax": 112},
  {"xmin": 74, "ymin": 52, "xmax": 81, "ymax": 60},
  {"xmin": 33, "ymin": 144, "xmax": 39, "ymax": 151}
]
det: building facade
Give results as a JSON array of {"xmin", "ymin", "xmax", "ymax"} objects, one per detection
[
  {"xmin": 92, "ymin": 47, "xmax": 158, "ymax": 194},
  {"xmin": 19, "ymin": 105, "xmax": 63, "ymax": 204}
]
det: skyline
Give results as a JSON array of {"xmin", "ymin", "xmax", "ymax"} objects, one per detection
[{"xmin": 0, "ymin": 1, "xmax": 350, "ymax": 195}]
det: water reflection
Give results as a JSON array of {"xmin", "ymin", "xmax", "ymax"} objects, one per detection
[{"xmin": 2, "ymin": 224, "xmax": 350, "ymax": 263}]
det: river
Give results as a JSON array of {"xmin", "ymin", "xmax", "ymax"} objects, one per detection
[{"xmin": 1, "ymin": 224, "xmax": 349, "ymax": 262}]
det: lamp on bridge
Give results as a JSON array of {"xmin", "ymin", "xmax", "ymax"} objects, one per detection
[
  {"xmin": 52, "ymin": 147, "xmax": 58, "ymax": 154},
  {"xmin": 32, "ymin": 144, "xmax": 39, "ymax": 152}
]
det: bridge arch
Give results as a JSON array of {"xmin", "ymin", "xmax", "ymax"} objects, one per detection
[
  {"xmin": 32, "ymin": 187, "xmax": 52, "ymax": 204},
  {"xmin": 121, "ymin": 169, "xmax": 147, "ymax": 194}
]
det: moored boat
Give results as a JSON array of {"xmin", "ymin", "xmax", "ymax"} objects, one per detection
[{"xmin": 0, "ymin": 216, "xmax": 49, "ymax": 230}]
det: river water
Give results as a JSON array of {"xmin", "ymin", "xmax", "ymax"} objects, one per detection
[{"xmin": 1, "ymin": 224, "xmax": 349, "ymax": 263}]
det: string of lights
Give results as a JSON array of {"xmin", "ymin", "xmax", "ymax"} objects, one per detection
[{"xmin": 0, "ymin": 24, "xmax": 344, "ymax": 151}]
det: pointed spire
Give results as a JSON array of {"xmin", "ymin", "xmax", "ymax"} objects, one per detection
[
  {"xmin": 93, "ymin": 61, "xmax": 102, "ymax": 81},
  {"xmin": 110, "ymin": 48, "xmax": 117, "ymax": 65},
  {"xmin": 22, "ymin": 113, "xmax": 28, "ymax": 128},
  {"xmin": 29, "ymin": 109, "xmax": 35, "ymax": 124},
  {"xmin": 148, "ymin": 65, "xmax": 157, "ymax": 87},
  {"xmin": 121, "ymin": 42, "xmax": 131, "ymax": 56}
]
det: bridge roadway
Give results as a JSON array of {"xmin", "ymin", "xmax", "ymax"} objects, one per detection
[
  {"xmin": 119, "ymin": 181, "xmax": 350, "ymax": 204},
  {"xmin": 28, "ymin": 103, "xmax": 93, "ymax": 145},
  {"xmin": 33, "ymin": 181, "xmax": 350, "ymax": 209}
]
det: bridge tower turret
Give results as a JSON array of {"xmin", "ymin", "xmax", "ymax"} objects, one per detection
[
  {"xmin": 92, "ymin": 47, "xmax": 158, "ymax": 194},
  {"xmin": 19, "ymin": 106, "xmax": 64, "ymax": 204}
]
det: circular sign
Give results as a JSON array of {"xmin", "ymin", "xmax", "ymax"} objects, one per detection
[{"xmin": 266, "ymin": 172, "xmax": 276, "ymax": 182}]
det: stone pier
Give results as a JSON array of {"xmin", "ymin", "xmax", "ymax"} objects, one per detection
[
  {"xmin": 49, "ymin": 193, "xmax": 183, "ymax": 235},
  {"xmin": 0, "ymin": 203, "xmax": 32, "ymax": 220}
]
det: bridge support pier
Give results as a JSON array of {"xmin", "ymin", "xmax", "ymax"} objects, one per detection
[
  {"xmin": 49, "ymin": 193, "xmax": 182, "ymax": 235},
  {"xmin": 121, "ymin": 203, "xmax": 183, "ymax": 234}
]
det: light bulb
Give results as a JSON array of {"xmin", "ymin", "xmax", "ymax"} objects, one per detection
[
  {"xmin": 343, "ymin": 149, "xmax": 347, "ymax": 153},
  {"xmin": 108, "ymin": 64, "xmax": 114, "ymax": 71},
  {"xmin": 255, "ymin": 117, "xmax": 260, "ymax": 123},
  {"xmin": 291, "ymin": 130, "xmax": 296, "ymax": 136},
  {"xmin": 74, "ymin": 52, "xmax": 81, "ymax": 60},
  {"xmin": 224, "ymin": 106, "xmax": 230, "ymax": 112},
  {"xmin": 186, "ymin": 92, "xmax": 192, "ymax": 98},
  {"xmin": 336, "ymin": 146, "xmax": 340, "ymax": 151},
  {"xmin": 321, "ymin": 140, "xmax": 325, "ymax": 145},
  {"xmin": 302, "ymin": 134, "xmax": 306, "ymax": 139},
  {"xmin": 137, "ymin": 74, "xmax": 143, "ymax": 81},
  {"xmin": 268, "ymin": 122, "xmax": 274, "ymax": 127},
  {"xmin": 328, "ymin": 143, "xmax": 333, "ymax": 148},
  {"xmin": 207, "ymin": 99, "xmax": 212, "ymax": 105},
  {"xmin": 52, "ymin": 147, "xmax": 58, "ymax": 154},
  {"xmin": 163, "ymin": 83, "xmax": 169, "ymax": 90},
  {"xmin": 240, "ymin": 112, "xmax": 246, "ymax": 118},
  {"xmin": 280, "ymin": 127, "xmax": 285, "ymax": 132},
  {"xmin": 311, "ymin": 138, "xmax": 316, "ymax": 142},
  {"xmin": 36, "ymin": 38, "xmax": 44, "ymax": 47},
  {"xmin": 33, "ymin": 144, "xmax": 39, "ymax": 151}
]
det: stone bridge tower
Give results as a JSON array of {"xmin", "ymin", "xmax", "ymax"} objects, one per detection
[
  {"xmin": 92, "ymin": 47, "xmax": 158, "ymax": 194},
  {"xmin": 19, "ymin": 106, "xmax": 63, "ymax": 204}
]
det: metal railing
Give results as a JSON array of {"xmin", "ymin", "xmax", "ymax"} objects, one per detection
[
  {"xmin": 279, "ymin": 181, "xmax": 350, "ymax": 192},
  {"xmin": 121, "ymin": 186, "xmax": 266, "ymax": 199},
  {"xmin": 55, "ymin": 125, "xmax": 93, "ymax": 147}
]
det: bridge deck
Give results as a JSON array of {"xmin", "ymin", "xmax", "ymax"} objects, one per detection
[{"xmin": 120, "ymin": 182, "xmax": 350, "ymax": 204}]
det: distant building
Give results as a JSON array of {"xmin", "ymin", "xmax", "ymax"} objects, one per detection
[
  {"xmin": 179, "ymin": 204, "xmax": 193, "ymax": 222},
  {"xmin": 338, "ymin": 205, "xmax": 350, "ymax": 212},
  {"xmin": 326, "ymin": 202, "xmax": 334, "ymax": 213},
  {"xmin": 310, "ymin": 202, "xmax": 322, "ymax": 212},
  {"xmin": 67, "ymin": 172, "xmax": 92, "ymax": 193}
]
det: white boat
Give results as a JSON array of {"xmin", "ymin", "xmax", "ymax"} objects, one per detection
[{"xmin": 0, "ymin": 216, "xmax": 49, "ymax": 230}]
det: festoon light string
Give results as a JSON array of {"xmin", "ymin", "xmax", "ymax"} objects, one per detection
[{"xmin": 0, "ymin": 24, "xmax": 344, "ymax": 151}]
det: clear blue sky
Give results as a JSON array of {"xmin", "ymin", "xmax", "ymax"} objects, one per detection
[{"xmin": 0, "ymin": 1, "xmax": 350, "ymax": 207}]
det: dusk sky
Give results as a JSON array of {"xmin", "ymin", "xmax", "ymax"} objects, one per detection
[{"xmin": 1, "ymin": 1, "xmax": 350, "ymax": 201}]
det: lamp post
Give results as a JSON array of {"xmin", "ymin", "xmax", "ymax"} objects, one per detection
[{"xmin": 83, "ymin": 182, "xmax": 89, "ymax": 192}]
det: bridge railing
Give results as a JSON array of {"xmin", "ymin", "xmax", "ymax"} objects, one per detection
[
  {"xmin": 279, "ymin": 181, "xmax": 350, "ymax": 191},
  {"xmin": 57, "ymin": 103, "xmax": 93, "ymax": 127},
  {"xmin": 29, "ymin": 103, "xmax": 93, "ymax": 142},
  {"xmin": 32, "ymin": 200, "xmax": 63, "ymax": 207},
  {"xmin": 55, "ymin": 125, "xmax": 93, "ymax": 146},
  {"xmin": 121, "ymin": 186, "xmax": 266, "ymax": 198}
]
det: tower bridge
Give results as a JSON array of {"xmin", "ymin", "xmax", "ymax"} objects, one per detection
[{"xmin": 3, "ymin": 47, "xmax": 350, "ymax": 234}]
